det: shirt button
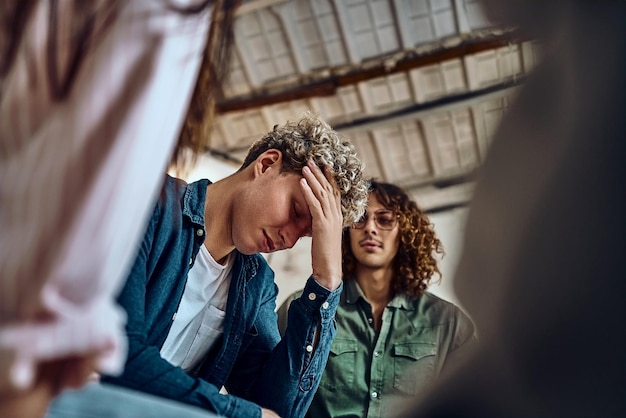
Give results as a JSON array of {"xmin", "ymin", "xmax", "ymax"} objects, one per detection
[
  {"xmin": 367, "ymin": 317, "xmax": 373, "ymax": 324},
  {"xmin": 189, "ymin": 257, "xmax": 193, "ymax": 265},
  {"xmin": 308, "ymin": 292, "xmax": 317, "ymax": 301},
  {"xmin": 306, "ymin": 345, "xmax": 313, "ymax": 353},
  {"xmin": 371, "ymin": 391, "xmax": 378, "ymax": 399},
  {"xmin": 374, "ymin": 351, "xmax": 379, "ymax": 357},
  {"xmin": 322, "ymin": 301, "xmax": 329, "ymax": 309},
  {"xmin": 196, "ymin": 229, "xmax": 204, "ymax": 237}
]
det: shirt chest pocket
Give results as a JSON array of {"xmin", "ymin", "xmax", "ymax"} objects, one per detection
[
  {"xmin": 392, "ymin": 341, "xmax": 437, "ymax": 395},
  {"xmin": 181, "ymin": 304, "xmax": 226, "ymax": 371},
  {"xmin": 319, "ymin": 338, "xmax": 358, "ymax": 391}
]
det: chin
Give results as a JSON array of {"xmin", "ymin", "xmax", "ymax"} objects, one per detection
[
  {"xmin": 233, "ymin": 239, "xmax": 258, "ymax": 255},
  {"xmin": 357, "ymin": 259, "xmax": 382, "ymax": 269},
  {"xmin": 238, "ymin": 247, "xmax": 258, "ymax": 255}
]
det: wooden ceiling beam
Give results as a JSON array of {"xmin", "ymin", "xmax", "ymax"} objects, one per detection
[{"xmin": 216, "ymin": 33, "xmax": 523, "ymax": 113}]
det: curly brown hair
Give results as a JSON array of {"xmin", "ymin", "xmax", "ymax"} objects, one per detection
[{"xmin": 342, "ymin": 180, "xmax": 444, "ymax": 298}]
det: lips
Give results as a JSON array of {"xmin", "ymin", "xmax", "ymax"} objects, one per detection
[{"xmin": 360, "ymin": 239, "xmax": 381, "ymax": 250}]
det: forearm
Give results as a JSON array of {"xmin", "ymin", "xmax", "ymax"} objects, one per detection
[{"xmin": 102, "ymin": 341, "xmax": 261, "ymax": 418}]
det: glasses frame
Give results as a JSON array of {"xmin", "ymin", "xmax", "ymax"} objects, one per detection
[{"xmin": 352, "ymin": 209, "xmax": 398, "ymax": 231}]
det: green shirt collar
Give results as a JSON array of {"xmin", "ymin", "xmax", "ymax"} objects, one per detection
[{"xmin": 344, "ymin": 278, "xmax": 415, "ymax": 310}]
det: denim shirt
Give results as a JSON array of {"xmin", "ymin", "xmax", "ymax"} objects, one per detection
[{"xmin": 102, "ymin": 175, "xmax": 342, "ymax": 418}]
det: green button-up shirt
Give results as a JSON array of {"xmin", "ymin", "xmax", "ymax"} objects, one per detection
[{"xmin": 301, "ymin": 279, "xmax": 476, "ymax": 418}]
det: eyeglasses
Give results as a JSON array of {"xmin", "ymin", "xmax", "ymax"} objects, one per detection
[{"xmin": 352, "ymin": 209, "xmax": 398, "ymax": 230}]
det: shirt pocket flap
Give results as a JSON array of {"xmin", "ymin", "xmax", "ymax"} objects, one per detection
[
  {"xmin": 329, "ymin": 338, "xmax": 358, "ymax": 356},
  {"xmin": 393, "ymin": 342, "xmax": 436, "ymax": 361}
]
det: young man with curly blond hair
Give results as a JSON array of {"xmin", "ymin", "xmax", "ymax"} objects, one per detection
[
  {"xmin": 101, "ymin": 113, "xmax": 369, "ymax": 418},
  {"xmin": 278, "ymin": 180, "xmax": 475, "ymax": 418}
]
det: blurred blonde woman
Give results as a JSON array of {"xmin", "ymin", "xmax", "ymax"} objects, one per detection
[{"xmin": 0, "ymin": 1, "xmax": 237, "ymax": 416}]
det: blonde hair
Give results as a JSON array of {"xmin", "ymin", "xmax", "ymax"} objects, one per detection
[
  {"xmin": 0, "ymin": 0, "xmax": 238, "ymax": 171},
  {"xmin": 241, "ymin": 112, "xmax": 369, "ymax": 226}
]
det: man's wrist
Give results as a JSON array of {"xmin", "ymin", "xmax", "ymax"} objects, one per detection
[
  {"xmin": 311, "ymin": 276, "xmax": 341, "ymax": 291},
  {"xmin": 311, "ymin": 267, "xmax": 342, "ymax": 290}
]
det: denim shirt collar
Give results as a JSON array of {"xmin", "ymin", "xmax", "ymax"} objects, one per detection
[{"xmin": 182, "ymin": 178, "xmax": 210, "ymax": 227}]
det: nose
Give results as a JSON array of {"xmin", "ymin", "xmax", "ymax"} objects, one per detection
[
  {"xmin": 363, "ymin": 216, "xmax": 378, "ymax": 234},
  {"xmin": 279, "ymin": 229, "xmax": 298, "ymax": 250},
  {"xmin": 282, "ymin": 234, "xmax": 296, "ymax": 250},
  {"xmin": 281, "ymin": 219, "xmax": 312, "ymax": 249}
]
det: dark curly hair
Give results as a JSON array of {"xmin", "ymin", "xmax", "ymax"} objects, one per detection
[{"xmin": 342, "ymin": 180, "xmax": 444, "ymax": 298}]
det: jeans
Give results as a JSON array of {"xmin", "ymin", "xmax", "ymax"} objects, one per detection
[{"xmin": 45, "ymin": 383, "xmax": 220, "ymax": 418}]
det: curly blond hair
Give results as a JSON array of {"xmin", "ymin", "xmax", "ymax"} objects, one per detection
[
  {"xmin": 342, "ymin": 180, "xmax": 444, "ymax": 298},
  {"xmin": 240, "ymin": 112, "xmax": 369, "ymax": 226}
]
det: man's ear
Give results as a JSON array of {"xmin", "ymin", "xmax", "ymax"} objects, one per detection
[{"xmin": 256, "ymin": 149, "xmax": 282, "ymax": 175}]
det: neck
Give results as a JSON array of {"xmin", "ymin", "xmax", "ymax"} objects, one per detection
[
  {"xmin": 354, "ymin": 266, "xmax": 393, "ymax": 332},
  {"xmin": 354, "ymin": 265, "xmax": 394, "ymax": 307},
  {"xmin": 203, "ymin": 175, "xmax": 239, "ymax": 262}
]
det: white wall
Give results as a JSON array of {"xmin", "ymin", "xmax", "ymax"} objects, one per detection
[
  {"xmin": 427, "ymin": 207, "xmax": 469, "ymax": 310},
  {"xmin": 181, "ymin": 154, "xmax": 470, "ymax": 312}
]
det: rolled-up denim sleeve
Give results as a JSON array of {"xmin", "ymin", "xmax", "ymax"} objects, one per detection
[{"xmin": 236, "ymin": 276, "xmax": 342, "ymax": 418}]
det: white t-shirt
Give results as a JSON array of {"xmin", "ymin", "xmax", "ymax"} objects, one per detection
[{"xmin": 160, "ymin": 246, "xmax": 233, "ymax": 372}]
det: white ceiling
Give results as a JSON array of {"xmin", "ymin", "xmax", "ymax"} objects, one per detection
[{"xmin": 205, "ymin": 0, "xmax": 536, "ymax": 212}]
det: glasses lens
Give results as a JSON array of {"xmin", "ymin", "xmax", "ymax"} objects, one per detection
[
  {"xmin": 375, "ymin": 210, "xmax": 396, "ymax": 230},
  {"xmin": 352, "ymin": 213, "xmax": 367, "ymax": 229},
  {"xmin": 351, "ymin": 210, "xmax": 397, "ymax": 230}
]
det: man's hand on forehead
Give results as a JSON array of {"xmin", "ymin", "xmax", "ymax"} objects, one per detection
[{"xmin": 300, "ymin": 160, "xmax": 343, "ymax": 290}]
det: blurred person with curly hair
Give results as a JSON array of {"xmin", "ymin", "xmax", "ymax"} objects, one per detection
[
  {"xmin": 278, "ymin": 180, "xmax": 475, "ymax": 418},
  {"xmin": 100, "ymin": 112, "xmax": 369, "ymax": 418}
]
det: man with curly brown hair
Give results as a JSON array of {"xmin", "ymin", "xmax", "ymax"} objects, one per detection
[{"xmin": 278, "ymin": 180, "xmax": 475, "ymax": 418}]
